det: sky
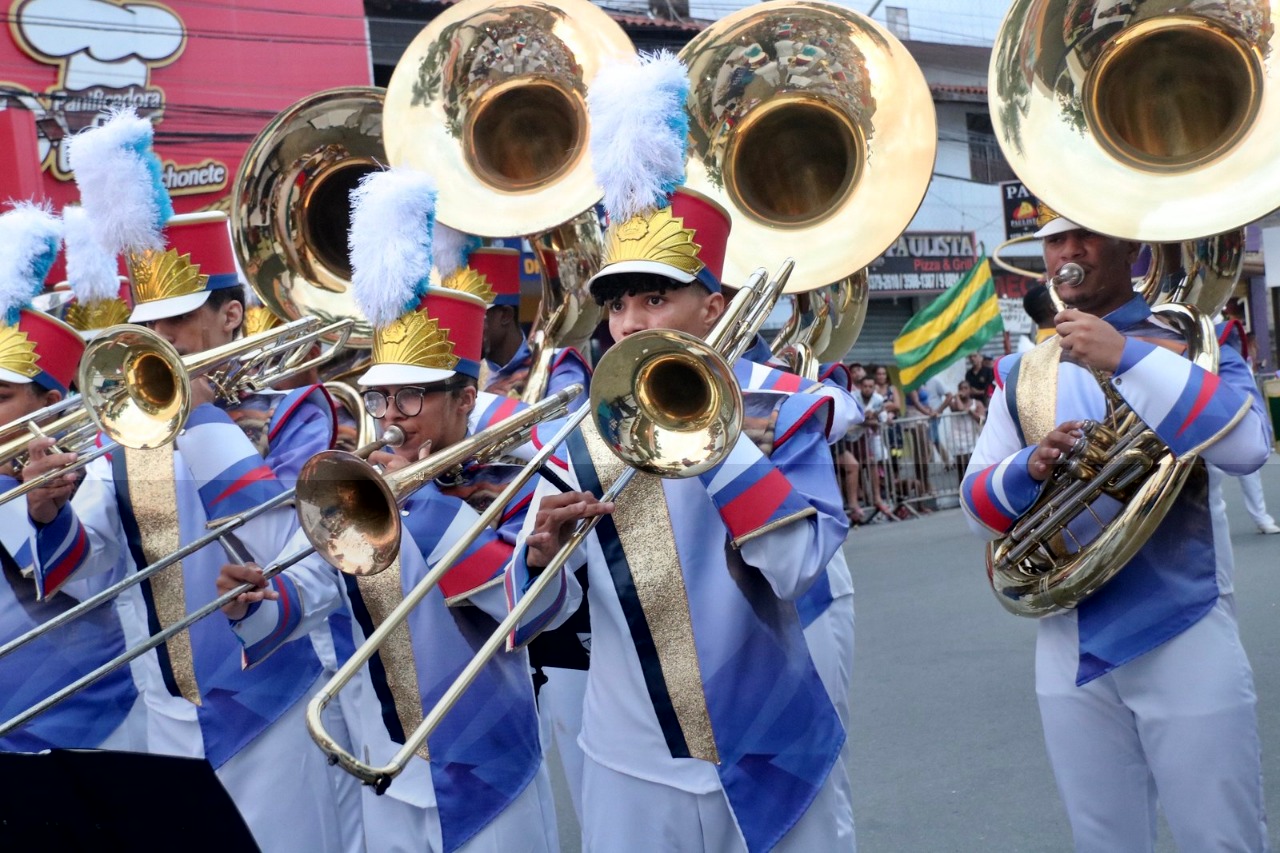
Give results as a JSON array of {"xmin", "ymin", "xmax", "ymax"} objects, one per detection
[{"xmin": 630, "ymin": 0, "xmax": 1012, "ymax": 46}]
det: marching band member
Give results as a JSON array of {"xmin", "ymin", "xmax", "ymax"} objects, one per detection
[
  {"xmin": 513, "ymin": 53, "xmax": 852, "ymax": 852},
  {"xmin": 434, "ymin": 224, "xmax": 590, "ymax": 409},
  {"xmin": 218, "ymin": 168, "xmax": 569, "ymax": 853},
  {"xmin": 22, "ymin": 111, "xmax": 346, "ymax": 852},
  {"xmin": 961, "ymin": 209, "xmax": 1271, "ymax": 851},
  {"xmin": 0, "ymin": 203, "xmax": 146, "ymax": 754}
]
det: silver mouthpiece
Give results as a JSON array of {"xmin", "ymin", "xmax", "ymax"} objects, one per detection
[{"xmin": 1050, "ymin": 263, "xmax": 1083, "ymax": 289}]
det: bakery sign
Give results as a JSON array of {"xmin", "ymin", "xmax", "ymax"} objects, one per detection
[
  {"xmin": 867, "ymin": 231, "xmax": 979, "ymax": 294},
  {"xmin": 0, "ymin": 0, "xmax": 369, "ymax": 212}
]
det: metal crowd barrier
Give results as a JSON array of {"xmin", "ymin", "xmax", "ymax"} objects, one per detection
[{"xmin": 832, "ymin": 408, "xmax": 985, "ymax": 523}]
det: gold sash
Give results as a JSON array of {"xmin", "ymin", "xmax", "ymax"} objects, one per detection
[
  {"xmin": 124, "ymin": 445, "xmax": 201, "ymax": 706},
  {"xmin": 580, "ymin": 422, "xmax": 719, "ymax": 764},
  {"xmin": 355, "ymin": 557, "xmax": 429, "ymax": 761},
  {"xmin": 1015, "ymin": 337, "xmax": 1062, "ymax": 447}
]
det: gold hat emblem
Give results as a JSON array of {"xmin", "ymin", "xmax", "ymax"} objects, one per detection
[
  {"xmin": 373, "ymin": 309, "xmax": 459, "ymax": 371},
  {"xmin": 441, "ymin": 267, "xmax": 496, "ymax": 305},
  {"xmin": 128, "ymin": 248, "xmax": 209, "ymax": 305},
  {"xmin": 604, "ymin": 206, "xmax": 704, "ymax": 277},
  {"xmin": 66, "ymin": 298, "xmax": 132, "ymax": 333},
  {"xmin": 243, "ymin": 305, "xmax": 283, "ymax": 338},
  {"xmin": 1035, "ymin": 202, "xmax": 1062, "ymax": 229},
  {"xmin": 0, "ymin": 324, "xmax": 40, "ymax": 379}
]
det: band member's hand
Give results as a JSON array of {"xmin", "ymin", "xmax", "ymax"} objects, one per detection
[
  {"xmin": 1055, "ymin": 309, "xmax": 1126, "ymax": 372},
  {"xmin": 23, "ymin": 436, "xmax": 78, "ymax": 525},
  {"xmin": 189, "ymin": 376, "xmax": 217, "ymax": 410},
  {"xmin": 526, "ymin": 490, "xmax": 614, "ymax": 570},
  {"xmin": 217, "ymin": 562, "xmax": 278, "ymax": 620},
  {"xmin": 1028, "ymin": 420, "xmax": 1084, "ymax": 482},
  {"xmin": 368, "ymin": 439, "xmax": 429, "ymax": 473}
]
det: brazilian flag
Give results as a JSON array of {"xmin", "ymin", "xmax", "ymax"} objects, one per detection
[{"xmin": 893, "ymin": 257, "xmax": 1003, "ymax": 392}]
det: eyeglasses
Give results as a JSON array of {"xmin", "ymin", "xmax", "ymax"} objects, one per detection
[{"xmin": 363, "ymin": 386, "xmax": 430, "ymax": 419}]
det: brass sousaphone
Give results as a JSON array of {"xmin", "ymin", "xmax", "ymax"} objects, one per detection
[
  {"xmin": 381, "ymin": 0, "xmax": 637, "ymax": 399},
  {"xmin": 679, "ymin": 0, "xmax": 937, "ymax": 295},
  {"xmin": 233, "ymin": 87, "xmax": 386, "ymax": 348},
  {"xmin": 985, "ymin": 0, "xmax": 1277, "ymax": 616}
]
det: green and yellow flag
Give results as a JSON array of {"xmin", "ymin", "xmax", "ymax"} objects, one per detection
[{"xmin": 893, "ymin": 256, "xmax": 1002, "ymax": 392}]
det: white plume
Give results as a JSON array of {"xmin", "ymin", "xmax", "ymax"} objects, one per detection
[
  {"xmin": 433, "ymin": 221, "xmax": 475, "ymax": 279},
  {"xmin": 349, "ymin": 168, "xmax": 438, "ymax": 329},
  {"xmin": 0, "ymin": 201, "xmax": 63, "ymax": 323},
  {"xmin": 63, "ymin": 204, "xmax": 120, "ymax": 304},
  {"xmin": 67, "ymin": 107, "xmax": 173, "ymax": 254},
  {"xmin": 588, "ymin": 51, "xmax": 689, "ymax": 221}
]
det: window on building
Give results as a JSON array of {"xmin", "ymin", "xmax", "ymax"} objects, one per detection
[{"xmin": 966, "ymin": 113, "xmax": 1015, "ymax": 184}]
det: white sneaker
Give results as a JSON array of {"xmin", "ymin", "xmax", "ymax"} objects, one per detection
[{"xmin": 1258, "ymin": 521, "xmax": 1280, "ymax": 535}]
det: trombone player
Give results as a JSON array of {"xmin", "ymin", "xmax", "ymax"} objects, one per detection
[
  {"xmin": 218, "ymin": 168, "xmax": 571, "ymax": 852},
  {"xmin": 961, "ymin": 208, "xmax": 1271, "ymax": 851},
  {"xmin": 0, "ymin": 203, "xmax": 145, "ymax": 754},
  {"xmin": 21, "ymin": 111, "xmax": 348, "ymax": 852},
  {"xmin": 515, "ymin": 54, "xmax": 852, "ymax": 851}
]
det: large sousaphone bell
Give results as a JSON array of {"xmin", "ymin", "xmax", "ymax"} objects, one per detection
[
  {"xmin": 382, "ymin": 0, "xmax": 637, "ymax": 376},
  {"xmin": 233, "ymin": 87, "xmax": 385, "ymax": 347},
  {"xmin": 679, "ymin": 0, "xmax": 937, "ymax": 294},
  {"xmin": 990, "ymin": 0, "xmax": 1280, "ymax": 244}
]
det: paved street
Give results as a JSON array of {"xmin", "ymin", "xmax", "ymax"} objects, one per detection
[
  {"xmin": 851, "ymin": 456, "xmax": 1280, "ymax": 852},
  {"xmin": 550, "ymin": 457, "xmax": 1280, "ymax": 851}
]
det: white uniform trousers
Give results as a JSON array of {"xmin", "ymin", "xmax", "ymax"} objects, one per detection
[
  {"xmin": 537, "ymin": 666, "xmax": 588, "ymax": 824},
  {"xmin": 1036, "ymin": 597, "xmax": 1268, "ymax": 853},
  {"xmin": 146, "ymin": 676, "xmax": 350, "ymax": 853},
  {"xmin": 581, "ymin": 754, "xmax": 854, "ymax": 853},
  {"xmin": 96, "ymin": 693, "xmax": 149, "ymax": 752},
  {"xmin": 361, "ymin": 759, "xmax": 560, "ymax": 853},
  {"xmin": 1238, "ymin": 469, "xmax": 1277, "ymax": 528},
  {"xmin": 802, "ymin": 591, "xmax": 856, "ymax": 851},
  {"xmin": 216, "ymin": 678, "xmax": 351, "ymax": 852}
]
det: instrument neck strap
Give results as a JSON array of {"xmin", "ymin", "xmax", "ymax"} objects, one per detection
[
  {"xmin": 568, "ymin": 422, "xmax": 719, "ymax": 764},
  {"xmin": 119, "ymin": 444, "xmax": 202, "ymax": 706}
]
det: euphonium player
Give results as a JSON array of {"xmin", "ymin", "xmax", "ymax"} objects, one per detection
[
  {"xmin": 513, "ymin": 54, "xmax": 852, "ymax": 851},
  {"xmin": 0, "ymin": 203, "xmax": 147, "ymax": 754},
  {"xmin": 961, "ymin": 207, "xmax": 1272, "ymax": 851},
  {"xmin": 218, "ymin": 168, "xmax": 571, "ymax": 853},
  {"xmin": 21, "ymin": 111, "xmax": 348, "ymax": 852}
]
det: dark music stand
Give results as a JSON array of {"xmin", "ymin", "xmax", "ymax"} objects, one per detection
[{"xmin": 0, "ymin": 749, "xmax": 259, "ymax": 852}]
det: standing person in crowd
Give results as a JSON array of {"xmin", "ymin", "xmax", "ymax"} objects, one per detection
[
  {"xmin": 961, "ymin": 211, "xmax": 1271, "ymax": 852},
  {"xmin": 944, "ymin": 379, "xmax": 985, "ymax": 488},
  {"xmin": 514, "ymin": 53, "xmax": 852, "ymax": 851},
  {"xmin": 1216, "ymin": 299, "xmax": 1279, "ymax": 534},
  {"xmin": 218, "ymin": 167, "xmax": 566, "ymax": 852},
  {"xmin": 21, "ymin": 112, "xmax": 349, "ymax": 852},
  {"xmin": 964, "ymin": 351, "xmax": 995, "ymax": 402},
  {"xmin": 1017, "ymin": 283, "xmax": 1058, "ymax": 352},
  {"xmin": 850, "ymin": 374, "xmax": 896, "ymax": 520}
]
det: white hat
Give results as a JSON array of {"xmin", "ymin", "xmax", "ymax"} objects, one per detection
[{"xmin": 1033, "ymin": 216, "xmax": 1084, "ymax": 238}]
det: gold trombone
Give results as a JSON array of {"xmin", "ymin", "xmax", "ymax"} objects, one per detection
[
  {"xmin": 0, "ymin": 427, "xmax": 403, "ymax": 738},
  {"xmin": 0, "ymin": 315, "xmax": 353, "ymax": 507},
  {"xmin": 303, "ymin": 261, "xmax": 790, "ymax": 790}
]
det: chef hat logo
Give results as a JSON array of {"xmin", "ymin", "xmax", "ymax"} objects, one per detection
[{"xmin": 17, "ymin": 0, "xmax": 184, "ymax": 78}]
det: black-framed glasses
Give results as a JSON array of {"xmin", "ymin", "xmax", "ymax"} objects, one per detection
[{"xmin": 363, "ymin": 386, "xmax": 430, "ymax": 419}]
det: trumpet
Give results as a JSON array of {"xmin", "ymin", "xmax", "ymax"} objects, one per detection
[
  {"xmin": 0, "ymin": 427, "xmax": 404, "ymax": 738},
  {"xmin": 305, "ymin": 262, "xmax": 790, "ymax": 791},
  {"xmin": 0, "ymin": 315, "xmax": 352, "ymax": 507}
]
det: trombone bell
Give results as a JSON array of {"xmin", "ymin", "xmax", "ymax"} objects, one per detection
[
  {"xmin": 591, "ymin": 330, "xmax": 742, "ymax": 479},
  {"xmin": 80, "ymin": 326, "xmax": 191, "ymax": 450},
  {"xmin": 296, "ymin": 450, "xmax": 401, "ymax": 578}
]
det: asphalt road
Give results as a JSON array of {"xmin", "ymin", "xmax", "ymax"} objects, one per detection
[{"xmin": 548, "ymin": 456, "xmax": 1280, "ymax": 851}]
